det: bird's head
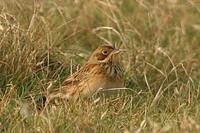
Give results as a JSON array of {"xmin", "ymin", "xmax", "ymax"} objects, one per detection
[{"xmin": 88, "ymin": 45, "xmax": 121, "ymax": 64}]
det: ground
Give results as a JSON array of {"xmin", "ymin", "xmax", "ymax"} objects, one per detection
[{"xmin": 0, "ymin": 0, "xmax": 200, "ymax": 132}]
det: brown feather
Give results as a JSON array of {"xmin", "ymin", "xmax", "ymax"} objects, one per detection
[{"xmin": 47, "ymin": 45, "xmax": 124, "ymax": 101}]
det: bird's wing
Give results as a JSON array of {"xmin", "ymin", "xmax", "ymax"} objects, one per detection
[
  {"xmin": 48, "ymin": 64, "xmax": 97, "ymax": 100},
  {"xmin": 62, "ymin": 63, "xmax": 93, "ymax": 86}
]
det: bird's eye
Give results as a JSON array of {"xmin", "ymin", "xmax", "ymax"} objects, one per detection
[{"xmin": 102, "ymin": 50, "xmax": 109, "ymax": 55}]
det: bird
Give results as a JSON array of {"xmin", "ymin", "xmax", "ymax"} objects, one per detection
[
  {"xmin": 37, "ymin": 44, "xmax": 124, "ymax": 109},
  {"xmin": 19, "ymin": 45, "xmax": 124, "ymax": 116}
]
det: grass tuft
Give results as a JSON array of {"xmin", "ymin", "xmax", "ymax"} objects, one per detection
[{"xmin": 0, "ymin": 0, "xmax": 200, "ymax": 132}]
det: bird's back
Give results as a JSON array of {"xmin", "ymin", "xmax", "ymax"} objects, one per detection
[{"xmin": 48, "ymin": 62, "xmax": 123, "ymax": 100}]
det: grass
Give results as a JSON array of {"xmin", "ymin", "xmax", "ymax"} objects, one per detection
[{"xmin": 0, "ymin": 0, "xmax": 200, "ymax": 132}]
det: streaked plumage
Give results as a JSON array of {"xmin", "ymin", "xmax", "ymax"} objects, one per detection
[{"xmin": 47, "ymin": 45, "xmax": 124, "ymax": 102}]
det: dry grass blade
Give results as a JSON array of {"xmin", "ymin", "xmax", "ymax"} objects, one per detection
[{"xmin": 0, "ymin": 0, "xmax": 200, "ymax": 132}]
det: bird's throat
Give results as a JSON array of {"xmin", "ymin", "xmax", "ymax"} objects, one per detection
[{"xmin": 102, "ymin": 62, "xmax": 123, "ymax": 79}]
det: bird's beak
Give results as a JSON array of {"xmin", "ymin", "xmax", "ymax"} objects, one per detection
[
  {"xmin": 98, "ymin": 48, "xmax": 123, "ymax": 63},
  {"xmin": 107, "ymin": 48, "xmax": 122, "ymax": 61},
  {"xmin": 110, "ymin": 49, "xmax": 121, "ymax": 55}
]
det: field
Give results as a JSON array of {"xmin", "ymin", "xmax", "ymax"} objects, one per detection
[{"xmin": 0, "ymin": 0, "xmax": 200, "ymax": 132}]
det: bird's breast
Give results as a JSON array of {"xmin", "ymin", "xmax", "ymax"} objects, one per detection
[{"xmin": 82, "ymin": 64, "xmax": 124, "ymax": 96}]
